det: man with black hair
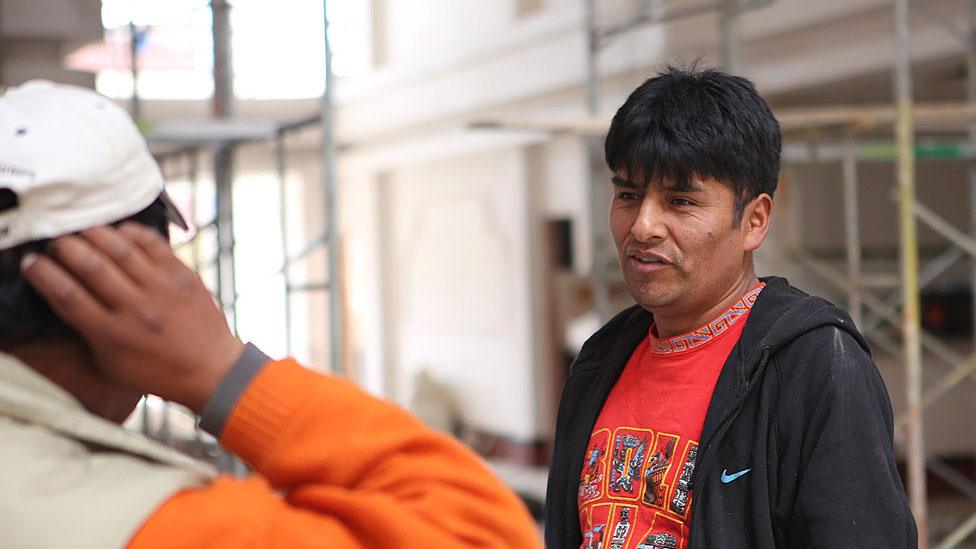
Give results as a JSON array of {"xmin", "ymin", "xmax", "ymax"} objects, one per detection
[
  {"xmin": 545, "ymin": 67, "xmax": 917, "ymax": 548},
  {"xmin": 1, "ymin": 81, "xmax": 539, "ymax": 547}
]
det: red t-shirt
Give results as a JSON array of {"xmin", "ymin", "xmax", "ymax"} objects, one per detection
[{"xmin": 577, "ymin": 284, "xmax": 764, "ymax": 549}]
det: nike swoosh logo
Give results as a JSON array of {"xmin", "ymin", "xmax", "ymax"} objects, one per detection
[{"xmin": 720, "ymin": 468, "xmax": 752, "ymax": 484}]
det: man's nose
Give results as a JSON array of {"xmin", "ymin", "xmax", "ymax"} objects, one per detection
[{"xmin": 630, "ymin": 197, "xmax": 666, "ymax": 242}]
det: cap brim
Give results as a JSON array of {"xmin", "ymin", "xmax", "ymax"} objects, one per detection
[{"xmin": 159, "ymin": 189, "xmax": 189, "ymax": 231}]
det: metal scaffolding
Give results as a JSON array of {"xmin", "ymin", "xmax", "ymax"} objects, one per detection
[
  {"xmin": 188, "ymin": 0, "xmax": 342, "ymax": 372},
  {"xmin": 894, "ymin": 0, "xmax": 927, "ymax": 539},
  {"xmin": 134, "ymin": 0, "xmax": 344, "ymax": 472},
  {"xmin": 154, "ymin": 114, "xmax": 338, "ymax": 362},
  {"xmin": 793, "ymin": 2, "xmax": 976, "ymax": 545}
]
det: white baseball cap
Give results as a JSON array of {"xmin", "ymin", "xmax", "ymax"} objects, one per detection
[{"xmin": 0, "ymin": 80, "xmax": 187, "ymax": 251}]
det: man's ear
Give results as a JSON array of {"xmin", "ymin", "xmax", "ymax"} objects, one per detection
[{"xmin": 742, "ymin": 193, "xmax": 772, "ymax": 252}]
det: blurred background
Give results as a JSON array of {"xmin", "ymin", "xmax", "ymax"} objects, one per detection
[{"xmin": 4, "ymin": 0, "xmax": 976, "ymax": 546}]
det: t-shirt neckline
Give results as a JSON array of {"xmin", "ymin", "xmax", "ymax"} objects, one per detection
[{"xmin": 648, "ymin": 282, "xmax": 765, "ymax": 355}]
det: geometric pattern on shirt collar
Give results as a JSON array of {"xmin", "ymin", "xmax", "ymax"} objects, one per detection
[{"xmin": 649, "ymin": 282, "xmax": 765, "ymax": 355}]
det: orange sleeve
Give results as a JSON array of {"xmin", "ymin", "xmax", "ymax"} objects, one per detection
[{"xmin": 128, "ymin": 359, "xmax": 540, "ymax": 548}]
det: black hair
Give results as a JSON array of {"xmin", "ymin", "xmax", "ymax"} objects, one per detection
[
  {"xmin": 605, "ymin": 65, "xmax": 781, "ymax": 220},
  {"xmin": 0, "ymin": 196, "xmax": 171, "ymax": 343}
]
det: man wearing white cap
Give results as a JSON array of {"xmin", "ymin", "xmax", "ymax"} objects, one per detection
[{"xmin": 0, "ymin": 81, "xmax": 539, "ymax": 548}]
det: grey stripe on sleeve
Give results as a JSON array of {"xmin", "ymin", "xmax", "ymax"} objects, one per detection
[{"xmin": 199, "ymin": 342, "xmax": 270, "ymax": 437}]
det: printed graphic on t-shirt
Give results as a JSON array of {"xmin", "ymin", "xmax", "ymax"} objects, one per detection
[
  {"xmin": 580, "ymin": 429, "xmax": 611, "ymax": 503},
  {"xmin": 581, "ymin": 503, "xmax": 613, "ymax": 548},
  {"xmin": 636, "ymin": 513, "xmax": 684, "ymax": 548},
  {"xmin": 580, "ymin": 428, "xmax": 697, "ymax": 548},
  {"xmin": 641, "ymin": 434, "xmax": 677, "ymax": 508},
  {"xmin": 669, "ymin": 443, "xmax": 697, "ymax": 516},
  {"xmin": 607, "ymin": 504, "xmax": 638, "ymax": 549},
  {"xmin": 608, "ymin": 428, "xmax": 651, "ymax": 499}
]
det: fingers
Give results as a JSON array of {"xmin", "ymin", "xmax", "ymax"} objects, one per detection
[
  {"xmin": 20, "ymin": 252, "xmax": 111, "ymax": 331},
  {"xmin": 46, "ymin": 234, "xmax": 143, "ymax": 311},
  {"xmin": 118, "ymin": 222, "xmax": 181, "ymax": 268},
  {"xmin": 118, "ymin": 222, "xmax": 203, "ymax": 292},
  {"xmin": 80, "ymin": 226, "xmax": 160, "ymax": 287}
]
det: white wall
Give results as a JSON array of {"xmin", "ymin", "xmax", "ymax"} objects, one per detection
[
  {"xmin": 380, "ymin": 147, "xmax": 540, "ymax": 440},
  {"xmin": 537, "ymin": 135, "xmax": 595, "ymax": 277},
  {"xmin": 377, "ymin": 0, "xmax": 517, "ymax": 66}
]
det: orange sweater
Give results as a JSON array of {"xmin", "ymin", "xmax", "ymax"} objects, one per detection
[{"xmin": 129, "ymin": 359, "xmax": 540, "ymax": 548}]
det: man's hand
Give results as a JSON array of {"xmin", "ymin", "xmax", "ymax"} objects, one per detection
[{"xmin": 21, "ymin": 223, "xmax": 244, "ymax": 413}]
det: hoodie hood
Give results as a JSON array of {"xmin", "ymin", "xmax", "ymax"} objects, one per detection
[{"xmin": 742, "ymin": 276, "xmax": 870, "ymax": 373}]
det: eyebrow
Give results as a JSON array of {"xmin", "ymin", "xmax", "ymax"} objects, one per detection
[
  {"xmin": 612, "ymin": 175, "xmax": 706, "ymax": 193},
  {"xmin": 610, "ymin": 176, "xmax": 638, "ymax": 188},
  {"xmin": 662, "ymin": 182, "xmax": 704, "ymax": 193}
]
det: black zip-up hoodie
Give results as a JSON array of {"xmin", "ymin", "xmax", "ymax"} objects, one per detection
[{"xmin": 545, "ymin": 277, "xmax": 917, "ymax": 548}]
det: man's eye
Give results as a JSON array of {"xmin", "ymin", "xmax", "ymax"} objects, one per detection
[
  {"xmin": 671, "ymin": 197, "xmax": 695, "ymax": 206},
  {"xmin": 617, "ymin": 192, "xmax": 641, "ymax": 201}
]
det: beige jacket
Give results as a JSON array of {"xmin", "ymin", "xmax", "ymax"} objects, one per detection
[{"xmin": 0, "ymin": 351, "xmax": 215, "ymax": 549}]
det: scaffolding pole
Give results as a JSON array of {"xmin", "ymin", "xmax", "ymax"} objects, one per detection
[
  {"xmin": 963, "ymin": 1, "xmax": 976, "ymax": 546},
  {"xmin": 936, "ymin": 512, "xmax": 976, "ymax": 549},
  {"xmin": 0, "ymin": 0, "xmax": 3, "ymax": 86},
  {"xmin": 894, "ymin": 0, "xmax": 927, "ymax": 544},
  {"xmin": 842, "ymin": 137, "xmax": 863, "ymax": 328},
  {"xmin": 583, "ymin": 0, "xmax": 611, "ymax": 323},
  {"xmin": 211, "ymin": 0, "xmax": 233, "ymax": 121},
  {"xmin": 961, "ymin": 0, "xmax": 976, "ymax": 388},
  {"xmin": 129, "ymin": 20, "xmax": 141, "ymax": 123},
  {"xmin": 211, "ymin": 0, "xmax": 237, "ymax": 332},
  {"xmin": 211, "ymin": 0, "xmax": 245, "ymax": 476},
  {"xmin": 322, "ymin": 0, "xmax": 343, "ymax": 373},
  {"xmin": 275, "ymin": 133, "xmax": 293, "ymax": 356}
]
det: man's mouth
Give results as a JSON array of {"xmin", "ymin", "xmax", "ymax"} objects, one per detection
[
  {"xmin": 633, "ymin": 255, "xmax": 665, "ymax": 264},
  {"xmin": 626, "ymin": 251, "xmax": 672, "ymax": 273},
  {"xmin": 628, "ymin": 251, "xmax": 671, "ymax": 265}
]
